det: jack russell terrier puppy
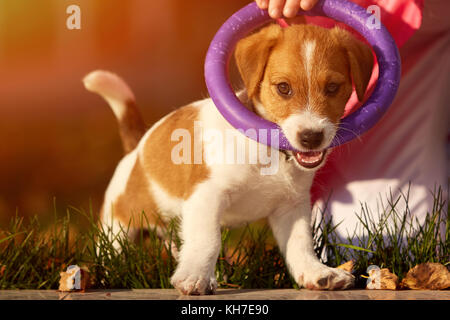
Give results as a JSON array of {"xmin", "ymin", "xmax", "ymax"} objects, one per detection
[{"xmin": 83, "ymin": 23, "xmax": 373, "ymax": 295}]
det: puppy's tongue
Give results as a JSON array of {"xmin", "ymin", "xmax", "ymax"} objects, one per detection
[{"xmin": 294, "ymin": 150, "xmax": 325, "ymax": 169}]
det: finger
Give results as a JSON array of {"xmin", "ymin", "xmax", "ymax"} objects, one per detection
[
  {"xmin": 256, "ymin": 0, "xmax": 269, "ymax": 10},
  {"xmin": 268, "ymin": 0, "xmax": 286, "ymax": 19},
  {"xmin": 300, "ymin": 0, "xmax": 318, "ymax": 11},
  {"xmin": 283, "ymin": 0, "xmax": 301, "ymax": 18}
]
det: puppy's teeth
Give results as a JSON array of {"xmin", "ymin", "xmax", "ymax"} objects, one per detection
[{"xmin": 294, "ymin": 150, "xmax": 325, "ymax": 168}]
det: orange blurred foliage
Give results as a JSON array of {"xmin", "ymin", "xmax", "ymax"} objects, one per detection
[{"xmin": 0, "ymin": 0, "xmax": 249, "ymax": 226}]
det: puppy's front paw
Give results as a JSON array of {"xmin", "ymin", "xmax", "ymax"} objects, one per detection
[
  {"xmin": 299, "ymin": 264, "xmax": 354, "ymax": 290},
  {"xmin": 171, "ymin": 269, "xmax": 217, "ymax": 295}
]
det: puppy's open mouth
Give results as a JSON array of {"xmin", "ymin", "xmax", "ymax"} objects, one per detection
[{"xmin": 294, "ymin": 150, "xmax": 327, "ymax": 169}]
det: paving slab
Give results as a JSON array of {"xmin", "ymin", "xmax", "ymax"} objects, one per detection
[{"xmin": 0, "ymin": 289, "xmax": 448, "ymax": 300}]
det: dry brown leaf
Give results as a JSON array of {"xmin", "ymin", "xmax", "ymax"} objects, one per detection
[
  {"xmin": 365, "ymin": 266, "xmax": 398, "ymax": 290},
  {"xmin": 58, "ymin": 265, "xmax": 90, "ymax": 292},
  {"xmin": 58, "ymin": 271, "xmax": 73, "ymax": 292},
  {"xmin": 79, "ymin": 268, "xmax": 90, "ymax": 292},
  {"xmin": 379, "ymin": 268, "xmax": 398, "ymax": 290},
  {"xmin": 337, "ymin": 260, "xmax": 354, "ymax": 273},
  {"xmin": 400, "ymin": 263, "xmax": 450, "ymax": 290}
]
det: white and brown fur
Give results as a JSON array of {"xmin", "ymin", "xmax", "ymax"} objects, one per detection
[{"xmin": 84, "ymin": 24, "xmax": 373, "ymax": 295}]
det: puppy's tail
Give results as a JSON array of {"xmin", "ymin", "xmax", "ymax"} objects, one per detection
[{"xmin": 83, "ymin": 70, "xmax": 146, "ymax": 154}]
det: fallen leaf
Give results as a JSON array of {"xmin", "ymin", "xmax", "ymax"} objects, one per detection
[
  {"xmin": 379, "ymin": 268, "xmax": 398, "ymax": 290},
  {"xmin": 337, "ymin": 260, "xmax": 354, "ymax": 273},
  {"xmin": 400, "ymin": 263, "xmax": 450, "ymax": 290},
  {"xmin": 365, "ymin": 265, "xmax": 398, "ymax": 290},
  {"xmin": 58, "ymin": 265, "xmax": 91, "ymax": 292}
]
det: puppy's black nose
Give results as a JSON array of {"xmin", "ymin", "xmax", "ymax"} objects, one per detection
[{"xmin": 298, "ymin": 130, "xmax": 324, "ymax": 149}]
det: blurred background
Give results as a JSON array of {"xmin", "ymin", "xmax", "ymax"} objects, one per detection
[{"xmin": 0, "ymin": 0, "xmax": 250, "ymax": 226}]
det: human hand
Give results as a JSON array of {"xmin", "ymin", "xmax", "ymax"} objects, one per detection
[{"xmin": 255, "ymin": 0, "xmax": 319, "ymax": 19}]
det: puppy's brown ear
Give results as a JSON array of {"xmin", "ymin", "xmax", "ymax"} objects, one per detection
[
  {"xmin": 332, "ymin": 28, "xmax": 374, "ymax": 101},
  {"xmin": 234, "ymin": 24, "xmax": 282, "ymax": 98}
]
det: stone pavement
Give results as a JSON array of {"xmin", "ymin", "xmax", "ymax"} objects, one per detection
[{"xmin": 0, "ymin": 289, "xmax": 448, "ymax": 300}]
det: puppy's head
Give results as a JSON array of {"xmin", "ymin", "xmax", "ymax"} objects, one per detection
[{"xmin": 235, "ymin": 24, "xmax": 373, "ymax": 171}]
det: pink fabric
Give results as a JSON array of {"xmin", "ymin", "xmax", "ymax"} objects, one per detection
[{"xmin": 306, "ymin": 0, "xmax": 423, "ymax": 47}]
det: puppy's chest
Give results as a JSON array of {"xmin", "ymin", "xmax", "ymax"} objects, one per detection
[{"xmin": 220, "ymin": 163, "xmax": 313, "ymax": 226}]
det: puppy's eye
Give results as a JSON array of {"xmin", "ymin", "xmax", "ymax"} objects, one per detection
[
  {"xmin": 276, "ymin": 82, "xmax": 292, "ymax": 97},
  {"xmin": 325, "ymin": 83, "xmax": 340, "ymax": 95}
]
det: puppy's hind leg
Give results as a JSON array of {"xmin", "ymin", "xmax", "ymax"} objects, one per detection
[
  {"xmin": 97, "ymin": 150, "xmax": 139, "ymax": 255},
  {"xmin": 97, "ymin": 205, "xmax": 138, "ymax": 255}
]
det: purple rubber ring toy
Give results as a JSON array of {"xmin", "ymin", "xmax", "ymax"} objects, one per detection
[{"xmin": 205, "ymin": 0, "xmax": 401, "ymax": 150}]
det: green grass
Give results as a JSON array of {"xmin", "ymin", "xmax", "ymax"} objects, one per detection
[
  {"xmin": 313, "ymin": 185, "xmax": 449, "ymax": 287},
  {"xmin": 0, "ymin": 186, "xmax": 448, "ymax": 290}
]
